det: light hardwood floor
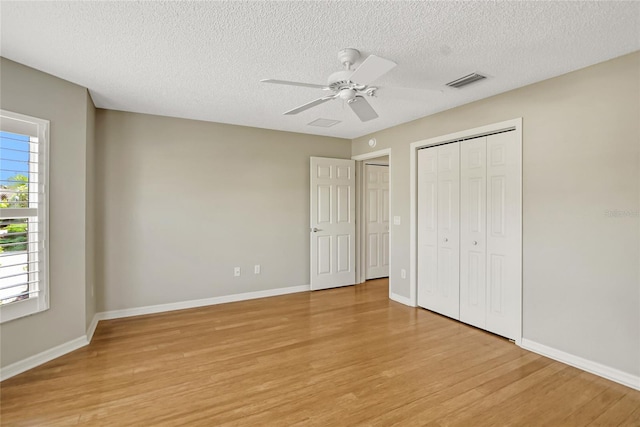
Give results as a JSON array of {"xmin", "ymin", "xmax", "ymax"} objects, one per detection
[{"xmin": 1, "ymin": 279, "xmax": 638, "ymax": 426}]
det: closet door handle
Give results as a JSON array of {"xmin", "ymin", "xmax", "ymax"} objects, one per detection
[
  {"xmin": 473, "ymin": 241, "xmax": 478, "ymax": 245},
  {"xmin": 443, "ymin": 238, "xmax": 448, "ymax": 243}
]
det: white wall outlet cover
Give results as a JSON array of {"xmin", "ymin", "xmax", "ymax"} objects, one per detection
[
  {"xmin": 234, "ymin": 267, "xmax": 241, "ymax": 277},
  {"xmin": 393, "ymin": 216, "xmax": 401, "ymax": 225},
  {"xmin": 254, "ymin": 265, "xmax": 261, "ymax": 274},
  {"xmin": 401, "ymin": 269, "xmax": 407, "ymax": 279}
]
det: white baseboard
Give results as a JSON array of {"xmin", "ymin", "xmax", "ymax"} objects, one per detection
[
  {"xmin": 520, "ymin": 338, "xmax": 640, "ymax": 391},
  {"xmin": 96, "ymin": 284, "xmax": 311, "ymax": 321},
  {"xmin": 390, "ymin": 292, "xmax": 414, "ymax": 307},
  {"xmin": 0, "ymin": 335, "xmax": 89, "ymax": 382},
  {"xmin": 86, "ymin": 313, "xmax": 99, "ymax": 342}
]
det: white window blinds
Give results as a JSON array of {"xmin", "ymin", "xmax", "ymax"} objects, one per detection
[{"xmin": 0, "ymin": 110, "xmax": 49, "ymax": 322}]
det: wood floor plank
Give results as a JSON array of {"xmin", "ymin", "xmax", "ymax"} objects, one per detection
[
  {"xmin": 560, "ymin": 386, "xmax": 627, "ymax": 426},
  {"xmin": 0, "ymin": 279, "xmax": 638, "ymax": 426},
  {"xmin": 588, "ymin": 391, "xmax": 640, "ymax": 426}
]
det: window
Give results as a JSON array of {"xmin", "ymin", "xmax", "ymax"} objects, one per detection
[{"xmin": 0, "ymin": 110, "xmax": 49, "ymax": 323}]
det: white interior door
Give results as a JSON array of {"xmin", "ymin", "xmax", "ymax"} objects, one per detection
[
  {"xmin": 485, "ymin": 131, "xmax": 521, "ymax": 339},
  {"xmin": 365, "ymin": 164, "xmax": 389, "ymax": 279},
  {"xmin": 310, "ymin": 157, "xmax": 356, "ymax": 291},
  {"xmin": 417, "ymin": 144, "xmax": 460, "ymax": 319},
  {"xmin": 460, "ymin": 137, "xmax": 487, "ymax": 329}
]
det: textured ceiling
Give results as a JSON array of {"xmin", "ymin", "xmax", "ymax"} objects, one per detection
[{"xmin": 1, "ymin": 1, "xmax": 639, "ymax": 139}]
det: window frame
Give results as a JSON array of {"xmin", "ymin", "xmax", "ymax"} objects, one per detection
[{"xmin": 0, "ymin": 109, "xmax": 50, "ymax": 323}]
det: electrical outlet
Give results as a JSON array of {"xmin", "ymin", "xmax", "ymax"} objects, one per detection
[
  {"xmin": 393, "ymin": 216, "xmax": 401, "ymax": 225},
  {"xmin": 254, "ymin": 264, "xmax": 261, "ymax": 274},
  {"xmin": 401, "ymin": 269, "xmax": 407, "ymax": 279},
  {"xmin": 234, "ymin": 267, "xmax": 241, "ymax": 277}
]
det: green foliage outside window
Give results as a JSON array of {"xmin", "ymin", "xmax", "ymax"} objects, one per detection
[{"xmin": 0, "ymin": 174, "xmax": 29, "ymax": 252}]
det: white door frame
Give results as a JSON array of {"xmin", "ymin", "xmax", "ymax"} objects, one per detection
[
  {"xmin": 409, "ymin": 118, "xmax": 523, "ymax": 343},
  {"xmin": 352, "ymin": 148, "xmax": 392, "ymax": 291}
]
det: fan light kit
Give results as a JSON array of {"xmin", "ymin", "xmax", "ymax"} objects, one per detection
[{"xmin": 261, "ymin": 48, "xmax": 398, "ymax": 122}]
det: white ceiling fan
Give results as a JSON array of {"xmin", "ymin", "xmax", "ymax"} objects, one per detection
[{"xmin": 261, "ymin": 48, "xmax": 398, "ymax": 122}]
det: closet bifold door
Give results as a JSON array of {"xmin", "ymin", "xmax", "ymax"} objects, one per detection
[
  {"xmin": 417, "ymin": 148, "xmax": 438, "ymax": 311},
  {"xmin": 485, "ymin": 131, "xmax": 521, "ymax": 340},
  {"xmin": 417, "ymin": 144, "xmax": 460, "ymax": 320},
  {"xmin": 460, "ymin": 137, "xmax": 487, "ymax": 329}
]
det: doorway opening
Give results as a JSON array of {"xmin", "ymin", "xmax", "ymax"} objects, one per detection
[
  {"xmin": 363, "ymin": 158, "xmax": 389, "ymax": 280},
  {"xmin": 352, "ymin": 149, "xmax": 392, "ymax": 294}
]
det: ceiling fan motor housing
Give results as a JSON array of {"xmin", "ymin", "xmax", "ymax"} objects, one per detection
[
  {"xmin": 328, "ymin": 70, "xmax": 352, "ymax": 85},
  {"xmin": 328, "ymin": 75, "xmax": 376, "ymax": 98},
  {"xmin": 328, "ymin": 49, "xmax": 378, "ymax": 97}
]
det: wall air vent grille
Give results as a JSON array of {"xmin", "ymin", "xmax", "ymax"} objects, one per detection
[{"xmin": 446, "ymin": 73, "xmax": 487, "ymax": 88}]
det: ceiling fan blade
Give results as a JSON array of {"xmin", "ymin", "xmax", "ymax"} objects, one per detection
[
  {"xmin": 283, "ymin": 96, "xmax": 335, "ymax": 115},
  {"xmin": 261, "ymin": 79, "xmax": 327, "ymax": 89},
  {"xmin": 349, "ymin": 97, "xmax": 379, "ymax": 122},
  {"xmin": 349, "ymin": 55, "xmax": 397, "ymax": 85}
]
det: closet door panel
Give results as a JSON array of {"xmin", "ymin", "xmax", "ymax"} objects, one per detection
[
  {"xmin": 417, "ymin": 149, "xmax": 438, "ymax": 307},
  {"xmin": 460, "ymin": 137, "xmax": 487, "ymax": 329},
  {"xmin": 436, "ymin": 144, "xmax": 460, "ymax": 319},
  {"xmin": 486, "ymin": 131, "xmax": 521, "ymax": 340}
]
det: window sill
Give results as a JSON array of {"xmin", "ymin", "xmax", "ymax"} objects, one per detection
[{"xmin": 0, "ymin": 295, "xmax": 49, "ymax": 323}]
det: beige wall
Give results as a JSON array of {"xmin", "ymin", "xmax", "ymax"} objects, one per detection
[
  {"xmin": 0, "ymin": 58, "xmax": 90, "ymax": 367},
  {"xmin": 95, "ymin": 110, "xmax": 350, "ymax": 311},
  {"xmin": 85, "ymin": 92, "xmax": 96, "ymax": 331},
  {"xmin": 352, "ymin": 52, "xmax": 640, "ymax": 376}
]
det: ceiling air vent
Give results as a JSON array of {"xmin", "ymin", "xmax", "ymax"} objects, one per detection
[
  {"xmin": 446, "ymin": 73, "xmax": 487, "ymax": 89},
  {"xmin": 308, "ymin": 118, "xmax": 341, "ymax": 128}
]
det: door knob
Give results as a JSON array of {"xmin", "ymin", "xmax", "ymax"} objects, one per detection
[
  {"xmin": 311, "ymin": 227, "xmax": 322, "ymax": 232},
  {"xmin": 443, "ymin": 238, "xmax": 448, "ymax": 242},
  {"xmin": 473, "ymin": 241, "xmax": 478, "ymax": 245}
]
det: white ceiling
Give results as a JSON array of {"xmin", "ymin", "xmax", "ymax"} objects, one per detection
[{"xmin": 1, "ymin": 1, "xmax": 639, "ymax": 139}]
